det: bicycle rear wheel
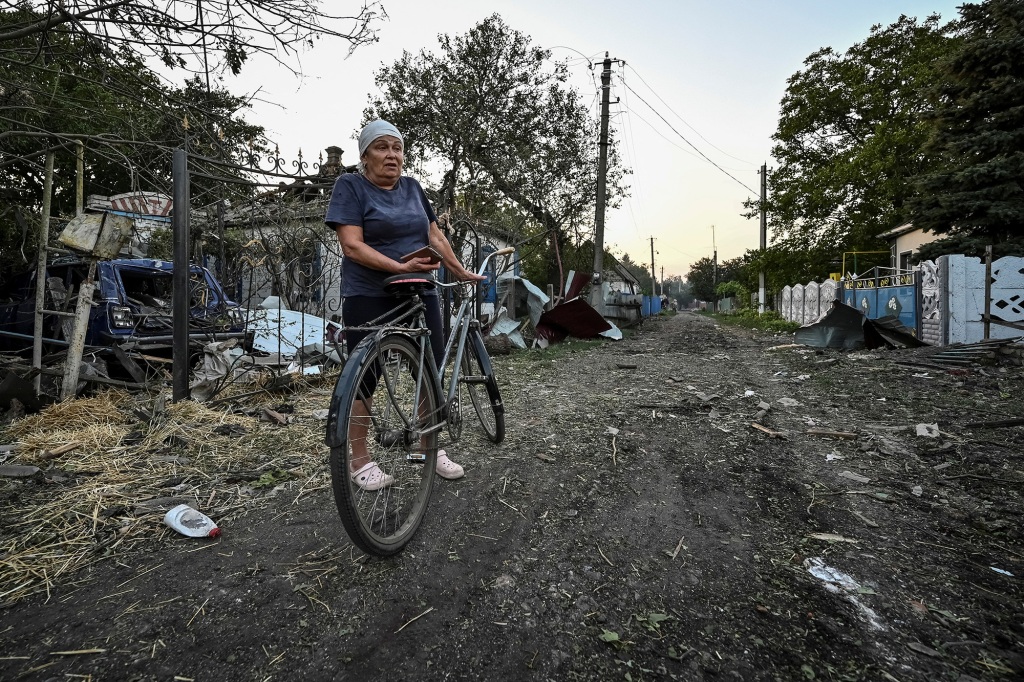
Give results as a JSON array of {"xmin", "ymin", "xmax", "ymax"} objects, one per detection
[
  {"xmin": 461, "ymin": 328, "xmax": 505, "ymax": 443},
  {"xmin": 326, "ymin": 334, "xmax": 440, "ymax": 556}
]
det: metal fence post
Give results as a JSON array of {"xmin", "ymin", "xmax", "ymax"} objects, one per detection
[{"xmin": 172, "ymin": 148, "xmax": 191, "ymax": 402}]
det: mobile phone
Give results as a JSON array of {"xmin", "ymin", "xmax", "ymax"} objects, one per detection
[{"xmin": 400, "ymin": 245, "xmax": 443, "ymax": 264}]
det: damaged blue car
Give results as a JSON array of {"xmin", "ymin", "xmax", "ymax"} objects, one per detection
[{"xmin": 0, "ymin": 257, "xmax": 246, "ymax": 353}]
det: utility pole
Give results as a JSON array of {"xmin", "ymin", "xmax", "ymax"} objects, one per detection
[
  {"xmin": 660, "ymin": 266, "xmax": 664, "ymax": 296},
  {"xmin": 758, "ymin": 163, "xmax": 767, "ymax": 314},
  {"xmin": 711, "ymin": 225, "xmax": 717, "ymax": 313},
  {"xmin": 649, "ymin": 236, "xmax": 656, "ymax": 295},
  {"xmin": 590, "ymin": 53, "xmax": 618, "ymax": 313}
]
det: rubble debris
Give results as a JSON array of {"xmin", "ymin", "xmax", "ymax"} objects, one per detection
[
  {"xmin": 0, "ymin": 464, "xmax": 42, "ymax": 478},
  {"xmin": 0, "ymin": 370, "xmax": 47, "ymax": 413},
  {"xmin": 925, "ymin": 337, "xmax": 1023, "ymax": 367},
  {"xmin": 751, "ymin": 423, "xmax": 786, "ymax": 439},
  {"xmin": 261, "ymin": 407, "xmax": 289, "ymax": 425},
  {"xmin": 535, "ymin": 297, "xmax": 613, "ymax": 345},
  {"xmin": 839, "ymin": 471, "xmax": 871, "ymax": 484},
  {"xmin": 39, "ymin": 441, "xmax": 82, "ymax": 460},
  {"xmin": 806, "ymin": 429, "xmax": 857, "ymax": 439},
  {"xmin": 247, "ymin": 297, "xmax": 343, "ymax": 360},
  {"xmin": 794, "ymin": 301, "xmax": 926, "ymax": 350},
  {"xmin": 488, "ymin": 308, "xmax": 527, "ymax": 350}
]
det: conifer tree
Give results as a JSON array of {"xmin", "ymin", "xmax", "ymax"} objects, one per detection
[{"xmin": 908, "ymin": 0, "xmax": 1024, "ymax": 251}]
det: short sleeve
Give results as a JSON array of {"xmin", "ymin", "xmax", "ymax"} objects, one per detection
[
  {"xmin": 417, "ymin": 185, "xmax": 438, "ymax": 225},
  {"xmin": 325, "ymin": 175, "xmax": 365, "ymax": 227}
]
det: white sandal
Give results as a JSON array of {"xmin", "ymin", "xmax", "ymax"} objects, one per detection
[
  {"xmin": 351, "ymin": 462, "xmax": 394, "ymax": 491},
  {"xmin": 435, "ymin": 450, "xmax": 465, "ymax": 480}
]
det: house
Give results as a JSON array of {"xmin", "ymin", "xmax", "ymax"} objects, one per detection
[
  {"xmin": 877, "ymin": 223, "xmax": 941, "ymax": 272},
  {"xmin": 598, "ymin": 257, "xmax": 644, "ymax": 326}
]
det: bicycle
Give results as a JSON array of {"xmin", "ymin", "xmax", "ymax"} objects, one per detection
[{"xmin": 325, "ymin": 247, "xmax": 513, "ymax": 556}]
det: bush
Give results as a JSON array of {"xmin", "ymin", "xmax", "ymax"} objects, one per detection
[{"xmin": 705, "ymin": 308, "xmax": 799, "ymax": 334}]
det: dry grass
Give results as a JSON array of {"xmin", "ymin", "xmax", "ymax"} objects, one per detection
[{"xmin": 0, "ymin": 372, "xmax": 341, "ymax": 606}]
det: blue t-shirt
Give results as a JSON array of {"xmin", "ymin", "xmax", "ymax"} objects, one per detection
[{"xmin": 325, "ymin": 174, "xmax": 438, "ymax": 297}]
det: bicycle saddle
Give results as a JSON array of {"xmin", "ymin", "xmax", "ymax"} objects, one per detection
[{"xmin": 383, "ymin": 273, "xmax": 436, "ymax": 296}]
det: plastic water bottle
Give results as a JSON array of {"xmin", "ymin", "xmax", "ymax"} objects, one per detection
[{"xmin": 163, "ymin": 504, "xmax": 221, "ymax": 538}]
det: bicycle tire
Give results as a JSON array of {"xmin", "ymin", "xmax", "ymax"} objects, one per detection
[
  {"xmin": 326, "ymin": 333, "xmax": 440, "ymax": 556},
  {"xmin": 461, "ymin": 328, "xmax": 505, "ymax": 443}
]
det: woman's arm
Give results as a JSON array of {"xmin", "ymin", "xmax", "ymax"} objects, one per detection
[
  {"xmin": 428, "ymin": 222, "xmax": 486, "ymax": 282},
  {"xmin": 334, "ymin": 224, "xmax": 440, "ymax": 275}
]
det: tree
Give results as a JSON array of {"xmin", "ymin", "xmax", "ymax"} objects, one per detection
[
  {"xmin": 0, "ymin": 1, "xmax": 381, "ymax": 77},
  {"xmin": 906, "ymin": 0, "xmax": 1024, "ymax": 253},
  {"xmin": 0, "ymin": 7, "xmax": 268, "ymax": 276},
  {"xmin": 364, "ymin": 14, "xmax": 628, "ymax": 291},
  {"xmin": 715, "ymin": 280, "xmax": 749, "ymax": 308},
  {"xmin": 616, "ymin": 252, "xmax": 652, "ymax": 295},
  {"xmin": 0, "ymin": 1, "xmax": 383, "ymax": 256},
  {"xmin": 749, "ymin": 15, "xmax": 958, "ymax": 281},
  {"xmin": 686, "ymin": 256, "xmax": 716, "ymax": 302}
]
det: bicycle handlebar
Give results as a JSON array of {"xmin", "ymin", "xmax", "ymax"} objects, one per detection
[{"xmin": 436, "ymin": 246, "xmax": 515, "ymax": 289}]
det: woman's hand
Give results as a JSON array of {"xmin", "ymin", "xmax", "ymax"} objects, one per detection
[{"xmin": 398, "ymin": 256, "xmax": 441, "ymax": 274}]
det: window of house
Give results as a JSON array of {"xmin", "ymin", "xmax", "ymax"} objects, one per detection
[{"xmin": 899, "ymin": 251, "xmax": 912, "ymax": 272}]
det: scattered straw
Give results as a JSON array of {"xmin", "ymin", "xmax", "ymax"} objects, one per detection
[{"xmin": 0, "ymin": 378, "xmax": 339, "ymax": 606}]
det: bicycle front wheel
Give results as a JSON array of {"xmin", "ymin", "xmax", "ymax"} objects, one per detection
[
  {"xmin": 461, "ymin": 329, "xmax": 505, "ymax": 443},
  {"xmin": 327, "ymin": 334, "xmax": 440, "ymax": 556}
]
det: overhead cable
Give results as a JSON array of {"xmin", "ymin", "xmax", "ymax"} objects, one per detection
[
  {"xmin": 625, "ymin": 64, "xmax": 756, "ymax": 166},
  {"xmin": 619, "ymin": 79, "xmax": 759, "ymax": 196}
]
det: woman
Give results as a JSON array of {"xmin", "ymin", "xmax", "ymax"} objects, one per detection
[{"xmin": 325, "ymin": 120, "xmax": 485, "ymax": 490}]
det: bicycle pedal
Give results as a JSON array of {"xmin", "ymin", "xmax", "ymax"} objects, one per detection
[{"xmin": 406, "ymin": 453, "xmax": 427, "ymax": 463}]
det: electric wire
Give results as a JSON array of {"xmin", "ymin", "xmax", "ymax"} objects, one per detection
[
  {"xmin": 611, "ymin": 68, "xmax": 644, "ymax": 238},
  {"xmin": 625, "ymin": 63, "xmax": 757, "ymax": 167},
  {"xmin": 621, "ymin": 80, "xmax": 759, "ymax": 196}
]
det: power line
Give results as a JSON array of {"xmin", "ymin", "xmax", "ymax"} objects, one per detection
[
  {"xmin": 619, "ymin": 80, "xmax": 760, "ymax": 196},
  {"xmin": 611, "ymin": 71, "xmax": 644, "ymax": 238},
  {"xmin": 625, "ymin": 64, "xmax": 756, "ymax": 167}
]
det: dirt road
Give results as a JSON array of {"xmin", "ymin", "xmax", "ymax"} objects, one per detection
[{"xmin": 1, "ymin": 312, "xmax": 1021, "ymax": 681}]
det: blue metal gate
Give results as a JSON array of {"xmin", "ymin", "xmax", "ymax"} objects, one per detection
[{"xmin": 842, "ymin": 269, "xmax": 920, "ymax": 335}]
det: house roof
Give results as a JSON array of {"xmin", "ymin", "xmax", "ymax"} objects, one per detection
[{"xmin": 877, "ymin": 222, "xmax": 917, "ymax": 239}]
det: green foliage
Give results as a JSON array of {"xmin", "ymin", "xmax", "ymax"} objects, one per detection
[
  {"xmin": 707, "ymin": 309, "xmax": 800, "ymax": 334},
  {"xmin": 146, "ymin": 228, "xmax": 174, "ymax": 261},
  {"xmin": 365, "ymin": 14, "xmax": 629, "ymax": 291},
  {"xmin": 252, "ymin": 469, "xmax": 296, "ymax": 489},
  {"xmin": 716, "ymin": 280, "xmax": 749, "ymax": 303},
  {"xmin": 748, "ymin": 14, "xmax": 959, "ymax": 283},
  {"xmin": 907, "ymin": 0, "xmax": 1024, "ymax": 244},
  {"xmin": 686, "ymin": 256, "xmax": 716, "ymax": 302},
  {"xmin": 914, "ymin": 233, "xmax": 1024, "ymax": 263}
]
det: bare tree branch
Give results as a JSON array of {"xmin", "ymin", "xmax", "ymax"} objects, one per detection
[
  {"xmin": 1, "ymin": 1, "xmax": 384, "ymax": 75},
  {"xmin": 0, "ymin": 0, "xmax": 131, "ymax": 42}
]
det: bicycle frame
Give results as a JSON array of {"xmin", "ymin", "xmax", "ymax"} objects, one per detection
[{"xmin": 344, "ymin": 246, "xmax": 514, "ymax": 441}]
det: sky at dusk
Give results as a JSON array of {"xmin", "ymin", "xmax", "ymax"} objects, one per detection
[{"xmin": 228, "ymin": 0, "xmax": 965, "ymax": 280}]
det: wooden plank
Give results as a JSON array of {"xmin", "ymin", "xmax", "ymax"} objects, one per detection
[
  {"xmin": 38, "ymin": 367, "xmax": 151, "ymax": 391},
  {"xmin": 112, "ymin": 344, "xmax": 149, "ymax": 384},
  {"xmin": 981, "ymin": 316, "xmax": 1024, "ymax": 332},
  {"xmin": 964, "ymin": 417, "xmax": 1024, "ymax": 429}
]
